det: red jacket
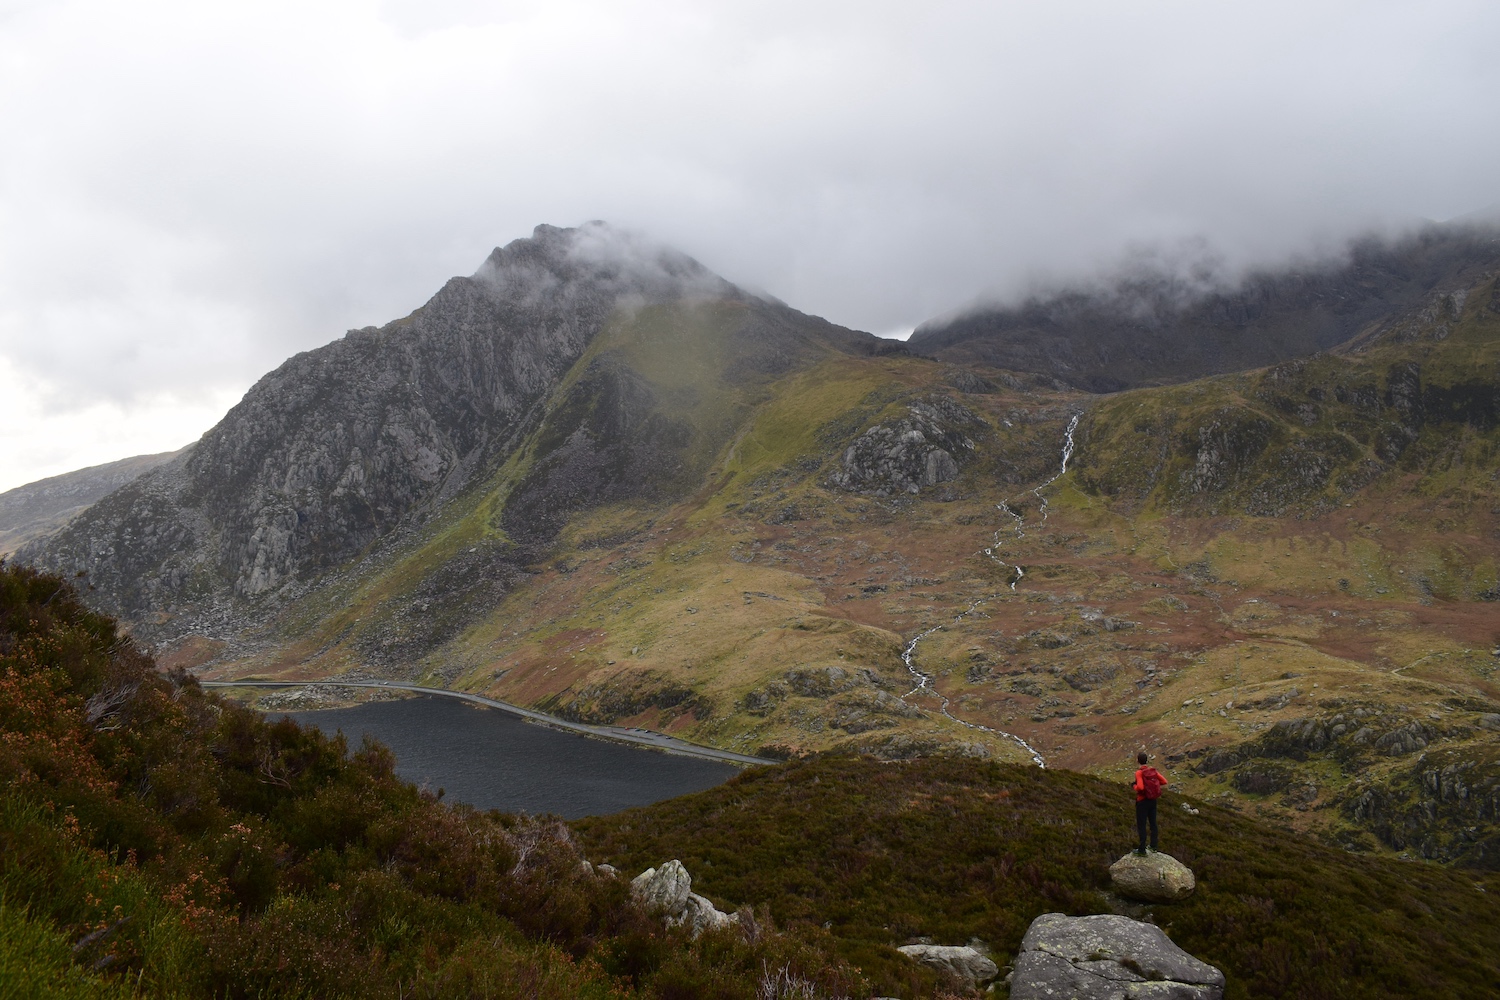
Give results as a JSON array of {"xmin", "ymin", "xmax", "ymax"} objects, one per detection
[{"xmin": 1134, "ymin": 766, "xmax": 1167, "ymax": 802}]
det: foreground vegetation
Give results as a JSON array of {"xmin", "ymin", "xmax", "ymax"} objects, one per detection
[
  {"xmin": 7, "ymin": 557, "xmax": 1500, "ymax": 998},
  {"xmin": 0, "ymin": 563, "xmax": 861, "ymax": 999},
  {"xmin": 578, "ymin": 755, "xmax": 1500, "ymax": 999}
]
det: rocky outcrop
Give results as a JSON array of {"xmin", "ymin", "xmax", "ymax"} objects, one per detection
[
  {"xmin": 829, "ymin": 396, "xmax": 982, "ymax": 495},
  {"xmin": 896, "ymin": 944, "xmax": 998, "ymax": 990},
  {"xmin": 25, "ymin": 224, "xmax": 658, "ymax": 639},
  {"xmin": 22, "ymin": 223, "xmax": 881, "ymax": 652},
  {"xmin": 1341, "ymin": 747, "xmax": 1500, "ymax": 867},
  {"xmin": 0, "ymin": 449, "xmax": 186, "ymax": 557},
  {"xmin": 630, "ymin": 860, "xmax": 739, "ymax": 937},
  {"xmin": 1108, "ymin": 852, "xmax": 1197, "ymax": 902},
  {"xmin": 1010, "ymin": 913, "xmax": 1225, "ymax": 1000}
]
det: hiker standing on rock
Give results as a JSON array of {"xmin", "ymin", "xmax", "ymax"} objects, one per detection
[{"xmin": 1133, "ymin": 751, "xmax": 1167, "ymax": 856}]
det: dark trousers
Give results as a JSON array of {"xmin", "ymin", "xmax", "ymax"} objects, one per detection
[{"xmin": 1136, "ymin": 798, "xmax": 1158, "ymax": 851}]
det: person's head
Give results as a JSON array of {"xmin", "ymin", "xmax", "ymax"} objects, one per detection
[{"xmin": 1137, "ymin": 751, "xmax": 1149, "ymax": 766}]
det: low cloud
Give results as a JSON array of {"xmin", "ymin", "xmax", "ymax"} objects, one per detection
[{"xmin": 2, "ymin": 0, "xmax": 1499, "ymax": 489}]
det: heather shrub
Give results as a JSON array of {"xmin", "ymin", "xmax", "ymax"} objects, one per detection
[{"xmin": 0, "ymin": 564, "xmax": 860, "ymax": 997}]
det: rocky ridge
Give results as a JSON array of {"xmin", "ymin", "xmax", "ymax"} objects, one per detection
[
  {"xmin": 910, "ymin": 222, "xmax": 1500, "ymax": 391},
  {"xmin": 0, "ymin": 448, "xmax": 184, "ymax": 557},
  {"xmin": 21, "ymin": 224, "xmax": 882, "ymax": 649}
]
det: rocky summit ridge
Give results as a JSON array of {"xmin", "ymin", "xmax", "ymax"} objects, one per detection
[
  {"xmin": 16, "ymin": 219, "xmax": 1500, "ymax": 872},
  {"xmin": 20, "ymin": 223, "xmax": 884, "ymax": 647},
  {"xmin": 909, "ymin": 222, "xmax": 1500, "ymax": 391}
]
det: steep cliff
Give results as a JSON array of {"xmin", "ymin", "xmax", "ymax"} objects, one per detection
[{"xmin": 23, "ymin": 223, "xmax": 879, "ymax": 644}]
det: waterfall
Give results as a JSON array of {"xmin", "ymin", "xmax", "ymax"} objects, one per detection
[{"xmin": 894, "ymin": 412, "xmax": 1082, "ymax": 768}]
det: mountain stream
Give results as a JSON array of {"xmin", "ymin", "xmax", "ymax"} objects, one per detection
[{"xmin": 895, "ymin": 413, "xmax": 1082, "ymax": 769}]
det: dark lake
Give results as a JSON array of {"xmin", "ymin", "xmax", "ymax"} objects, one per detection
[{"xmin": 281, "ymin": 695, "xmax": 740, "ymax": 819}]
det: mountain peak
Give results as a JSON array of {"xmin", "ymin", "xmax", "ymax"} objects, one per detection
[{"xmin": 473, "ymin": 221, "xmax": 732, "ymax": 308}]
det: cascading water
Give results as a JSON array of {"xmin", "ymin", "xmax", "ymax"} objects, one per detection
[
  {"xmin": 900, "ymin": 611, "xmax": 1047, "ymax": 768},
  {"xmin": 984, "ymin": 413, "xmax": 1079, "ymax": 586},
  {"xmin": 897, "ymin": 412, "xmax": 1082, "ymax": 769}
]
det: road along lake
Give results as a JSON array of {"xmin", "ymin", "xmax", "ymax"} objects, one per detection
[{"xmin": 280, "ymin": 695, "xmax": 741, "ymax": 819}]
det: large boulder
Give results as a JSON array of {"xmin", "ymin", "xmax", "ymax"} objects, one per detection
[
  {"xmin": 631, "ymin": 859, "xmax": 692, "ymax": 914},
  {"xmin": 1011, "ymin": 913, "xmax": 1224, "ymax": 1000},
  {"xmin": 630, "ymin": 860, "xmax": 739, "ymax": 937},
  {"xmin": 681, "ymin": 892, "xmax": 739, "ymax": 936},
  {"xmin": 895, "ymin": 944, "xmax": 999, "ymax": 990},
  {"xmin": 1108, "ymin": 851, "xmax": 1197, "ymax": 902}
]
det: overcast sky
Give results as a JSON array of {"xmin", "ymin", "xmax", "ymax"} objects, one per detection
[{"xmin": 3, "ymin": 0, "xmax": 1498, "ymax": 492}]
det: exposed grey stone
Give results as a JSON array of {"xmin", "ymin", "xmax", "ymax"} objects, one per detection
[
  {"xmin": 829, "ymin": 397, "xmax": 981, "ymax": 496},
  {"xmin": 895, "ymin": 944, "xmax": 999, "ymax": 989},
  {"xmin": 631, "ymin": 859, "xmax": 692, "ymax": 915},
  {"xmin": 681, "ymin": 892, "xmax": 738, "ymax": 935},
  {"xmin": 0, "ymin": 449, "xmax": 184, "ymax": 558},
  {"xmin": 630, "ymin": 860, "xmax": 739, "ymax": 937},
  {"xmin": 1109, "ymin": 852, "xmax": 1197, "ymax": 902},
  {"xmin": 1011, "ymin": 913, "xmax": 1224, "ymax": 1000},
  {"xmin": 21, "ymin": 222, "xmax": 885, "ymax": 663}
]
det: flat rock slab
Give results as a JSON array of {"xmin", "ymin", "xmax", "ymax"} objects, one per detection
[
  {"xmin": 1109, "ymin": 852, "xmax": 1196, "ymax": 902},
  {"xmin": 1011, "ymin": 913, "xmax": 1224, "ymax": 1000}
]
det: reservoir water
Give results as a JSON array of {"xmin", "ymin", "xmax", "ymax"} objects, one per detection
[{"xmin": 283, "ymin": 695, "xmax": 740, "ymax": 819}]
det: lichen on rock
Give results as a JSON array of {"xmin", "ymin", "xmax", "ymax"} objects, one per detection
[
  {"xmin": 630, "ymin": 859, "xmax": 740, "ymax": 937},
  {"xmin": 1108, "ymin": 851, "xmax": 1197, "ymax": 902},
  {"xmin": 1010, "ymin": 912, "xmax": 1224, "ymax": 1000}
]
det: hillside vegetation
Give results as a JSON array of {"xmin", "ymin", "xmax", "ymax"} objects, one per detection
[
  {"xmin": 6, "ymin": 562, "xmax": 1500, "ymax": 999},
  {"xmin": 578, "ymin": 754, "xmax": 1500, "ymax": 999},
  {"xmin": 20, "ymin": 222, "xmax": 1500, "ymax": 876},
  {"xmin": 0, "ymin": 563, "xmax": 861, "ymax": 998}
]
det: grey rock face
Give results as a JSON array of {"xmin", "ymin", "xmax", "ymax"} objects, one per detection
[
  {"xmin": 630, "ymin": 860, "xmax": 739, "ymax": 938},
  {"xmin": 830, "ymin": 396, "xmax": 982, "ymax": 495},
  {"xmin": 0, "ymin": 449, "xmax": 186, "ymax": 558},
  {"xmin": 631, "ymin": 859, "xmax": 692, "ymax": 915},
  {"xmin": 27, "ymin": 224, "xmax": 663, "ymax": 636},
  {"xmin": 23, "ymin": 223, "xmax": 873, "ymax": 652},
  {"xmin": 895, "ymin": 944, "xmax": 999, "ymax": 989},
  {"xmin": 1011, "ymin": 913, "xmax": 1224, "ymax": 1000},
  {"xmin": 1109, "ymin": 852, "xmax": 1197, "ymax": 902}
]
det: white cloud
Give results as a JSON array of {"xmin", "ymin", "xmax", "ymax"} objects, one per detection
[
  {"xmin": 2, "ymin": 0, "xmax": 1499, "ymax": 489},
  {"xmin": 0, "ymin": 357, "xmax": 240, "ymax": 492}
]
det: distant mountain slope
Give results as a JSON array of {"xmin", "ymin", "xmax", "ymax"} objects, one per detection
[
  {"xmin": 0, "ymin": 448, "xmax": 186, "ymax": 556},
  {"xmin": 908, "ymin": 223, "xmax": 1500, "ymax": 391},
  {"xmin": 21, "ymin": 223, "xmax": 884, "ymax": 644},
  {"xmin": 1072, "ymin": 264, "xmax": 1500, "ymax": 537},
  {"xmin": 17, "ymin": 222, "xmax": 1500, "ymax": 869}
]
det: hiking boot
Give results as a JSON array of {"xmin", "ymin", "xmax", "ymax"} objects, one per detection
[{"xmin": 1133, "ymin": 849, "xmax": 1148, "ymax": 857}]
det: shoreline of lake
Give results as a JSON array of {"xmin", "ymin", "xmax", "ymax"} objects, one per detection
[{"xmin": 274, "ymin": 695, "xmax": 741, "ymax": 819}]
